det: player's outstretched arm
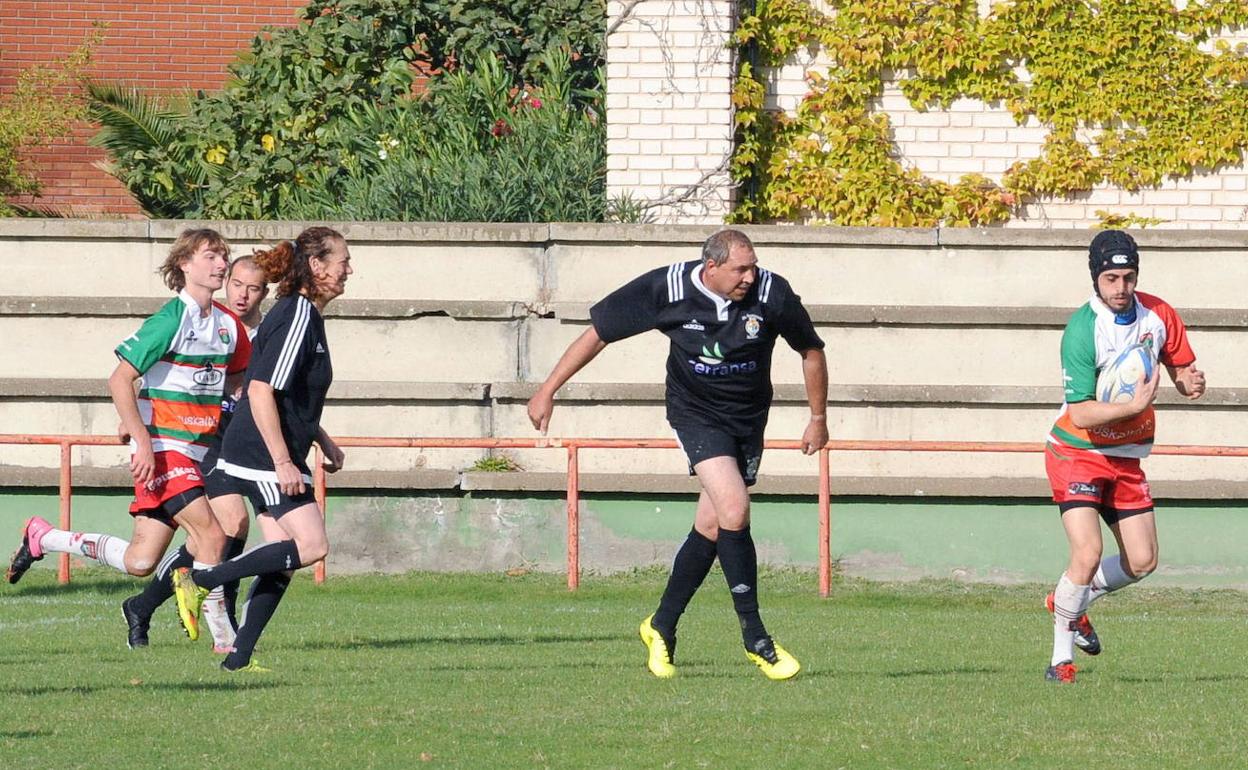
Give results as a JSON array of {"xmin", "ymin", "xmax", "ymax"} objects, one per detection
[
  {"xmin": 527, "ymin": 327, "xmax": 608, "ymax": 435},
  {"xmin": 1067, "ymin": 365, "xmax": 1161, "ymax": 428},
  {"xmin": 108, "ymin": 359, "xmax": 155, "ymax": 485},
  {"xmin": 1167, "ymin": 363, "xmax": 1207, "ymax": 400},
  {"xmin": 315, "ymin": 426, "xmax": 345, "ymax": 473},
  {"xmin": 799, "ymin": 348, "xmax": 828, "ymax": 455}
]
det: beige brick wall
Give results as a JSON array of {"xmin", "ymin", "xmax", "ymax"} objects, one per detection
[
  {"xmin": 605, "ymin": 0, "xmax": 736, "ymax": 224},
  {"xmin": 610, "ymin": 1, "xmax": 1248, "ymax": 227}
]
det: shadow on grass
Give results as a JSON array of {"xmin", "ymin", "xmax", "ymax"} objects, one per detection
[
  {"xmin": 5, "ymin": 684, "xmax": 106, "ymax": 696},
  {"xmin": 1113, "ymin": 672, "xmax": 1248, "ymax": 684},
  {"xmin": 409, "ymin": 659, "xmax": 615, "ymax": 673},
  {"xmin": 293, "ymin": 632, "xmax": 629, "ymax": 652},
  {"xmin": 878, "ymin": 666, "xmax": 1002, "ymax": 678},
  {"xmin": 0, "ymin": 730, "xmax": 46, "ymax": 739},
  {"xmin": 4, "ymin": 680, "xmax": 283, "ymax": 696},
  {"xmin": 790, "ymin": 665, "xmax": 1002, "ymax": 681},
  {"xmin": 6, "ymin": 576, "xmax": 137, "ymax": 598},
  {"xmin": 144, "ymin": 680, "xmax": 284, "ymax": 692}
]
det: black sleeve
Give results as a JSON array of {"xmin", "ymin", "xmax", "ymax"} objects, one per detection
[
  {"xmin": 589, "ymin": 267, "xmax": 666, "ymax": 343},
  {"xmin": 772, "ymin": 278, "xmax": 824, "ymax": 352},
  {"xmin": 247, "ymin": 298, "xmax": 312, "ymax": 392}
]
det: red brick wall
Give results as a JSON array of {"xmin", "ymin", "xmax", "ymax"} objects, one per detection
[{"xmin": 0, "ymin": 1, "xmax": 308, "ymax": 216}]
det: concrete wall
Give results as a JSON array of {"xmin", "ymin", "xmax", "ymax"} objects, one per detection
[{"xmin": 2, "ymin": 220, "xmax": 1247, "ymax": 500}]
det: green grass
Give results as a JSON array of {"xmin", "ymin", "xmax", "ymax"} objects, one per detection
[{"xmin": 3, "ymin": 569, "xmax": 1247, "ymax": 768}]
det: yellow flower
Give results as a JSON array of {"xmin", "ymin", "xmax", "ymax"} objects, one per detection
[
  {"xmin": 261, "ymin": 134, "xmax": 276, "ymax": 153},
  {"xmin": 205, "ymin": 146, "xmax": 227, "ymax": 165}
]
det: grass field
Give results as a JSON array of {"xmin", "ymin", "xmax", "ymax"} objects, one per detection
[{"xmin": 3, "ymin": 568, "xmax": 1247, "ymax": 769}]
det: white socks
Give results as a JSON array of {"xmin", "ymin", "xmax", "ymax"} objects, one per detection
[
  {"xmin": 193, "ymin": 560, "xmax": 234, "ymax": 652},
  {"xmin": 1088, "ymin": 554, "xmax": 1142, "ymax": 605},
  {"xmin": 38, "ymin": 529, "xmax": 130, "ymax": 573},
  {"xmin": 1051, "ymin": 573, "xmax": 1090, "ymax": 666}
]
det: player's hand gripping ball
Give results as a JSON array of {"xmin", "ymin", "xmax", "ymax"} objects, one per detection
[{"xmin": 1096, "ymin": 343, "xmax": 1155, "ymax": 403}]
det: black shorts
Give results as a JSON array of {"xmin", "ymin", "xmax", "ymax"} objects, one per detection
[
  {"xmin": 132, "ymin": 487, "xmax": 205, "ymax": 529},
  {"xmin": 204, "ymin": 466, "xmax": 244, "ymax": 499},
  {"xmin": 672, "ymin": 423, "xmax": 764, "ymax": 487},
  {"xmin": 234, "ymin": 476, "xmax": 316, "ymax": 519}
]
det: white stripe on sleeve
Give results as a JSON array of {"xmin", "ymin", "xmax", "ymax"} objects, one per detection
[{"xmin": 270, "ymin": 297, "xmax": 311, "ymax": 391}]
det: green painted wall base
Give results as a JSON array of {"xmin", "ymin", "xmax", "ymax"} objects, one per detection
[{"xmin": 2, "ymin": 490, "xmax": 1245, "ymax": 587}]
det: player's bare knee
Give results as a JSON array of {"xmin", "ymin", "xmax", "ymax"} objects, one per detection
[
  {"xmin": 298, "ymin": 538, "xmax": 329, "ymax": 565},
  {"xmin": 125, "ymin": 556, "xmax": 156, "ymax": 577},
  {"xmin": 694, "ymin": 521, "xmax": 719, "ymax": 542},
  {"xmin": 1125, "ymin": 554, "xmax": 1157, "ymax": 579},
  {"xmin": 1068, "ymin": 551, "xmax": 1101, "ymax": 583}
]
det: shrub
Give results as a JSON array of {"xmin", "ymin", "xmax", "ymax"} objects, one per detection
[
  {"xmin": 0, "ymin": 29, "xmax": 102, "ymax": 216},
  {"xmin": 89, "ymin": 0, "xmax": 605, "ymax": 220}
]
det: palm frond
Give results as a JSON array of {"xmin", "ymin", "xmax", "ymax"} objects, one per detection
[{"xmin": 85, "ymin": 80, "xmax": 186, "ymax": 158}]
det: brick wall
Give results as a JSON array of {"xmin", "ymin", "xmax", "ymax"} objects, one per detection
[
  {"xmin": 0, "ymin": 1, "xmax": 306, "ymax": 215},
  {"xmin": 605, "ymin": 0, "xmax": 736, "ymax": 225},
  {"xmin": 610, "ymin": 1, "xmax": 1248, "ymax": 228}
]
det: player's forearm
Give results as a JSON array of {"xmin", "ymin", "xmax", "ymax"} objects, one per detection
[
  {"xmin": 248, "ymin": 380, "xmax": 294, "ymax": 466},
  {"xmin": 1066, "ymin": 399, "xmax": 1145, "ymax": 429},
  {"xmin": 537, "ymin": 327, "xmax": 607, "ymax": 396},
  {"xmin": 108, "ymin": 364, "xmax": 148, "ymax": 446},
  {"xmin": 800, "ymin": 348, "xmax": 828, "ymax": 418}
]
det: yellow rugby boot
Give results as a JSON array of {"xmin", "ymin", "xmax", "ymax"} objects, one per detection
[
  {"xmin": 170, "ymin": 567, "xmax": 208, "ymax": 642},
  {"xmin": 745, "ymin": 636, "xmax": 801, "ymax": 680},
  {"xmin": 638, "ymin": 614, "xmax": 676, "ymax": 679}
]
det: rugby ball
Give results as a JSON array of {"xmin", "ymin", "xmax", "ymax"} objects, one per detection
[{"xmin": 1096, "ymin": 343, "xmax": 1155, "ymax": 403}]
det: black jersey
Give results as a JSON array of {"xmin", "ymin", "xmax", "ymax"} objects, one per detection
[
  {"xmin": 200, "ymin": 321, "xmax": 260, "ymax": 473},
  {"xmin": 220, "ymin": 295, "xmax": 332, "ymax": 481},
  {"xmin": 590, "ymin": 260, "xmax": 823, "ymax": 434}
]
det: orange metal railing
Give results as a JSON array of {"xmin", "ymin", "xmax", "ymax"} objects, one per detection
[{"xmin": 6, "ymin": 433, "xmax": 1248, "ymax": 596}]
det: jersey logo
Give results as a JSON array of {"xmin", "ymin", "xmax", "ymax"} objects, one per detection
[
  {"xmin": 743, "ymin": 314, "xmax": 762, "ymax": 339},
  {"xmin": 682, "ymin": 319, "xmax": 705, "ymax": 332},
  {"xmin": 185, "ymin": 331, "xmax": 197, "ymax": 342},
  {"xmin": 218, "ymin": 328, "xmax": 231, "ymax": 344},
  {"xmin": 192, "ymin": 364, "xmax": 224, "ymax": 387},
  {"xmin": 315, "ymin": 342, "xmax": 326, "ymax": 353},
  {"xmin": 698, "ymin": 342, "xmax": 724, "ymax": 365}
]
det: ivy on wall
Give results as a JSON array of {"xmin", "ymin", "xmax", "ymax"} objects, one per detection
[{"xmin": 730, "ymin": 0, "xmax": 1248, "ymax": 226}]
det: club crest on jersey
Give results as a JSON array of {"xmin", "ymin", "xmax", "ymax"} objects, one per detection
[
  {"xmin": 1139, "ymin": 333, "xmax": 1154, "ymax": 349},
  {"xmin": 743, "ymin": 314, "xmax": 762, "ymax": 339},
  {"xmin": 218, "ymin": 328, "xmax": 230, "ymax": 344},
  {"xmin": 682, "ymin": 319, "xmax": 705, "ymax": 332}
]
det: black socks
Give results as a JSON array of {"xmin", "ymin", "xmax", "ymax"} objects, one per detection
[
  {"xmin": 221, "ymin": 535, "xmax": 247, "ymax": 630},
  {"xmin": 652, "ymin": 528, "xmax": 718, "ymax": 638},
  {"xmin": 192, "ymin": 540, "xmax": 301, "ymax": 590},
  {"xmin": 717, "ymin": 526, "xmax": 768, "ymax": 647},
  {"xmin": 130, "ymin": 545, "xmax": 192, "ymax": 617},
  {"xmin": 223, "ymin": 571, "xmax": 291, "ymax": 670}
]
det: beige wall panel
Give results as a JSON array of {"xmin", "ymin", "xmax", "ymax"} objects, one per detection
[
  {"xmin": 318, "ymin": 403, "xmax": 489, "ymax": 472},
  {"xmin": 1, "ymin": 239, "xmax": 164, "ymax": 297},
  {"xmin": 318, "ymin": 318, "xmax": 517, "ymax": 383},
  {"xmin": 336, "ymin": 243, "xmax": 543, "ymax": 302}
]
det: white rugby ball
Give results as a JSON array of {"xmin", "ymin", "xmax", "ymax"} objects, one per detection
[{"xmin": 1096, "ymin": 343, "xmax": 1155, "ymax": 403}]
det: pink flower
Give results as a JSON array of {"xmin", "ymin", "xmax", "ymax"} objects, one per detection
[{"xmin": 529, "ymin": 97, "xmax": 543, "ymax": 109}]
